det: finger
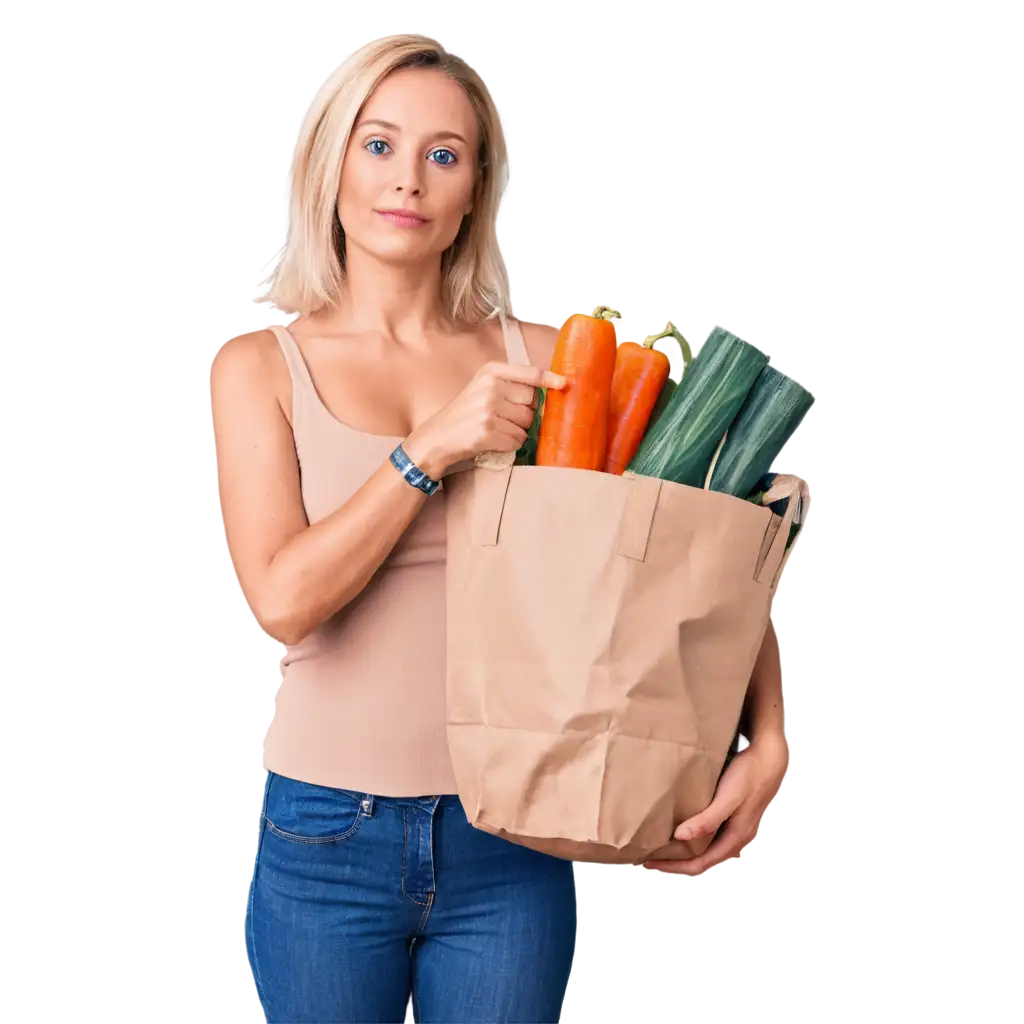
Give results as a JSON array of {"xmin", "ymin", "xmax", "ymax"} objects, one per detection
[
  {"xmin": 488, "ymin": 362, "xmax": 567, "ymax": 390},
  {"xmin": 684, "ymin": 823, "xmax": 749, "ymax": 872},
  {"xmin": 645, "ymin": 827, "xmax": 745, "ymax": 875},
  {"xmin": 487, "ymin": 420, "xmax": 529, "ymax": 451},
  {"xmin": 496, "ymin": 379, "xmax": 543, "ymax": 408},
  {"xmin": 674, "ymin": 802, "xmax": 733, "ymax": 842},
  {"xmin": 497, "ymin": 397, "xmax": 537, "ymax": 430}
]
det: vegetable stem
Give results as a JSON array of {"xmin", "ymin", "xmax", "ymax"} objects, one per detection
[
  {"xmin": 592, "ymin": 306, "xmax": 622, "ymax": 321},
  {"xmin": 638, "ymin": 319, "xmax": 671, "ymax": 352},
  {"xmin": 642, "ymin": 321, "xmax": 692, "ymax": 377}
]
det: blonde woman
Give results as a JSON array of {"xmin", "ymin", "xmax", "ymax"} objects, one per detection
[{"xmin": 212, "ymin": 32, "xmax": 790, "ymax": 1024}]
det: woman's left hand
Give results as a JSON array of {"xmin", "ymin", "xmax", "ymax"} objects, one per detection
[{"xmin": 641, "ymin": 732, "xmax": 789, "ymax": 875}]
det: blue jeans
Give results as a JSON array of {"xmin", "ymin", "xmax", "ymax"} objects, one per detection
[{"xmin": 245, "ymin": 771, "xmax": 577, "ymax": 1022}]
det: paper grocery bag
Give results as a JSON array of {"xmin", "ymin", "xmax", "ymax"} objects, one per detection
[{"xmin": 443, "ymin": 463, "xmax": 808, "ymax": 865}]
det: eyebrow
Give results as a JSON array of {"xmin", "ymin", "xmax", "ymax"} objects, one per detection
[{"xmin": 355, "ymin": 118, "xmax": 468, "ymax": 145}]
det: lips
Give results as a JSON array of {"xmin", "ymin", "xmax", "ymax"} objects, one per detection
[{"xmin": 377, "ymin": 209, "xmax": 430, "ymax": 228}]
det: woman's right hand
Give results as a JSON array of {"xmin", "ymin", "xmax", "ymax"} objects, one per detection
[{"xmin": 404, "ymin": 361, "xmax": 567, "ymax": 478}]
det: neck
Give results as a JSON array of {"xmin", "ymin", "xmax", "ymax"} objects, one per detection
[{"xmin": 319, "ymin": 245, "xmax": 448, "ymax": 342}]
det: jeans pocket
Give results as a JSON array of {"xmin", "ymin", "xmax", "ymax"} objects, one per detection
[{"xmin": 263, "ymin": 771, "xmax": 367, "ymax": 844}]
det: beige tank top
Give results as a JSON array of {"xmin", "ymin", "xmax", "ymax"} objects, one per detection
[{"xmin": 261, "ymin": 310, "xmax": 533, "ymax": 797}]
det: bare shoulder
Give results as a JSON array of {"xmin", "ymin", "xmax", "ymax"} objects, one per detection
[
  {"xmin": 210, "ymin": 327, "xmax": 289, "ymax": 422},
  {"xmin": 210, "ymin": 327, "xmax": 278, "ymax": 386},
  {"xmin": 515, "ymin": 319, "xmax": 560, "ymax": 371}
]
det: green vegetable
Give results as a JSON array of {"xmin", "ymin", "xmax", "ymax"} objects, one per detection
[
  {"xmin": 647, "ymin": 376, "xmax": 677, "ymax": 433},
  {"xmin": 706, "ymin": 365, "xmax": 815, "ymax": 497},
  {"xmin": 627, "ymin": 326, "xmax": 768, "ymax": 486},
  {"xmin": 744, "ymin": 472, "xmax": 804, "ymax": 551},
  {"xmin": 514, "ymin": 387, "xmax": 546, "ymax": 466}
]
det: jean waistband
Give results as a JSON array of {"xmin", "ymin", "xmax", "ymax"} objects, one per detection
[{"xmin": 266, "ymin": 772, "xmax": 463, "ymax": 817}]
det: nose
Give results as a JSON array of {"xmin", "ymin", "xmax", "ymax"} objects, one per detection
[{"xmin": 391, "ymin": 152, "xmax": 425, "ymax": 195}]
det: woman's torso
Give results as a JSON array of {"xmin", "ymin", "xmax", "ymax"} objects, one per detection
[{"xmin": 259, "ymin": 310, "xmax": 533, "ymax": 797}]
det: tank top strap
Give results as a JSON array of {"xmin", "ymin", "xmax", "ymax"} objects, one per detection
[
  {"xmin": 495, "ymin": 306, "xmax": 531, "ymax": 366},
  {"xmin": 268, "ymin": 324, "xmax": 319, "ymax": 429}
]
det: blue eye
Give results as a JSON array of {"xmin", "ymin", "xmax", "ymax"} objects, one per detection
[
  {"xmin": 364, "ymin": 137, "xmax": 458, "ymax": 166},
  {"xmin": 428, "ymin": 147, "xmax": 456, "ymax": 166}
]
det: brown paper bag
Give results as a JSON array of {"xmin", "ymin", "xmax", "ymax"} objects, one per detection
[{"xmin": 443, "ymin": 462, "xmax": 808, "ymax": 864}]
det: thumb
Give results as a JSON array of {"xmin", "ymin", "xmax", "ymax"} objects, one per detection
[{"xmin": 673, "ymin": 804, "xmax": 726, "ymax": 841}]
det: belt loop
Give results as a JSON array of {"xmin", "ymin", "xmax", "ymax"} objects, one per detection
[{"xmin": 360, "ymin": 794, "xmax": 375, "ymax": 817}]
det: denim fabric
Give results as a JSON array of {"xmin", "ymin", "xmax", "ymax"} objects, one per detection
[{"xmin": 245, "ymin": 771, "xmax": 577, "ymax": 1023}]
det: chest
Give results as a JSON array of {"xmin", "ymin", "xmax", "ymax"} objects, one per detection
[{"xmin": 279, "ymin": 325, "xmax": 505, "ymax": 438}]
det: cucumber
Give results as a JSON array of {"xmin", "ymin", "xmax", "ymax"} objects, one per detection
[
  {"xmin": 707, "ymin": 365, "xmax": 815, "ymax": 497},
  {"xmin": 627, "ymin": 326, "xmax": 768, "ymax": 486}
]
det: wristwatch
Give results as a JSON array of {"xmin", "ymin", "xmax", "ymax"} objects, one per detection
[{"xmin": 389, "ymin": 443, "xmax": 440, "ymax": 496}]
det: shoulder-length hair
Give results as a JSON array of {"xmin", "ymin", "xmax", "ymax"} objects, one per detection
[{"xmin": 256, "ymin": 34, "xmax": 513, "ymax": 325}]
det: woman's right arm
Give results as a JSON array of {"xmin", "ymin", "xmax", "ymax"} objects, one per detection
[{"xmin": 209, "ymin": 332, "xmax": 563, "ymax": 646}]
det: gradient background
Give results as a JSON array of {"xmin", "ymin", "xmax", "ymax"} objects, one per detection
[{"xmin": 3, "ymin": 2, "xmax": 1018, "ymax": 1020}]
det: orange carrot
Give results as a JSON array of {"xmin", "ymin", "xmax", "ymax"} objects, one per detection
[
  {"xmin": 604, "ymin": 321, "xmax": 692, "ymax": 475},
  {"xmin": 535, "ymin": 306, "xmax": 620, "ymax": 470}
]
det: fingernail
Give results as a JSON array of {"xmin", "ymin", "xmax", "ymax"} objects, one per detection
[{"xmin": 676, "ymin": 828, "xmax": 692, "ymax": 840}]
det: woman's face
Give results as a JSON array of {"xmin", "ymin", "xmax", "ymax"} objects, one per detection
[{"xmin": 338, "ymin": 67, "xmax": 481, "ymax": 266}]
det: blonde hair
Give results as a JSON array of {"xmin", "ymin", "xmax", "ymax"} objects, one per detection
[{"xmin": 256, "ymin": 34, "xmax": 513, "ymax": 324}]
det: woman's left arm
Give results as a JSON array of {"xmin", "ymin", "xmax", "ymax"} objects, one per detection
[{"xmin": 640, "ymin": 616, "xmax": 790, "ymax": 874}]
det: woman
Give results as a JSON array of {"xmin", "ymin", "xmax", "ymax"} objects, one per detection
[{"xmin": 211, "ymin": 33, "xmax": 789, "ymax": 1024}]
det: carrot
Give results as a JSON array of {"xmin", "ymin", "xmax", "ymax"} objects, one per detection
[
  {"xmin": 535, "ymin": 306, "xmax": 620, "ymax": 470},
  {"xmin": 604, "ymin": 321, "xmax": 692, "ymax": 475}
]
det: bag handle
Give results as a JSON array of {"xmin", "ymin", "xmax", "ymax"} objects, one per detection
[
  {"xmin": 706, "ymin": 428, "xmax": 804, "ymax": 587},
  {"xmin": 473, "ymin": 464, "xmax": 662, "ymax": 562},
  {"xmin": 471, "ymin": 457, "xmax": 803, "ymax": 584},
  {"xmin": 617, "ymin": 471, "xmax": 662, "ymax": 561},
  {"xmin": 754, "ymin": 479, "xmax": 802, "ymax": 587}
]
